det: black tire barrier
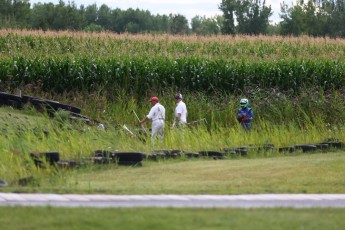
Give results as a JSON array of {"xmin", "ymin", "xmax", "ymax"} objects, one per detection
[
  {"xmin": 0, "ymin": 92, "xmax": 23, "ymax": 109},
  {"xmin": 30, "ymin": 151, "xmax": 60, "ymax": 167},
  {"xmin": 92, "ymin": 150, "xmax": 115, "ymax": 164},
  {"xmin": 22, "ymin": 95, "xmax": 44, "ymax": 105},
  {"xmin": 295, "ymin": 144, "xmax": 317, "ymax": 152},
  {"xmin": 278, "ymin": 146, "xmax": 295, "ymax": 153},
  {"xmin": 258, "ymin": 144, "xmax": 275, "ymax": 152},
  {"xmin": 315, "ymin": 144, "xmax": 329, "ymax": 150},
  {"xmin": 22, "ymin": 95, "xmax": 81, "ymax": 114},
  {"xmin": 0, "ymin": 91, "xmax": 23, "ymax": 101},
  {"xmin": 57, "ymin": 160, "xmax": 78, "ymax": 169},
  {"xmin": 235, "ymin": 147, "xmax": 248, "ymax": 156},
  {"xmin": 147, "ymin": 151, "xmax": 197, "ymax": 160},
  {"xmin": 319, "ymin": 142, "xmax": 343, "ymax": 149},
  {"xmin": 113, "ymin": 152, "xmax": 146, "ymax": 162},
  {"xmin": 91, "ymin": 150, "xmax": 145, "ymax": 164},
  {"xmin": 70, "ymin": 112, "xmax": 90, "ymax": 120},
  {"xmin": 21, "ymin": 95, "xmax": 35, "ymax": 104},
  {"xmin": 147, "ymin": 153, "xmax": 172, "ymax": 160},
  {"xmin": 198, "ymin": 151, "xmax": 225, "ymax": 158},
  {"xmin": 118, "ymin": 161, "xmax": 143, "ymax": 167},
  {"xmin": 225, "ymin": 150, "xmax": 237, "ymax": 156},
  {"xmin": 22, "ymin": 96, "xmax": 49, "ymax": 112},
  {"xmin": 224, "ymin": 147, "xmax": 248, "ymax": 156},
  {"xmin": 69, "ymin": 112, "xmax": 92, "ymax": 124},
  {"xmin": 168, "ymin": 153, "xmax": 181, "ymax": 158},
  {"xmin": 29, "ymin": 98, "xmax": 46, "ymax": 112},
  {"xmin": 184, "ymin": 152, "xmax": 199, "ymax": 158},
  {"xmin": 171, "ymin": 149, "xmax": 183, "ymax": 154},
  {"xmin": 152, "ymin": 149, "xmax": 183, "ymax": 158},
  {"xmin": 147, "ymin": 154, "xmax": 158, "ymax": 161},
  {"xmin": 44, "ymin": 99, "xmax": 81, "ymax": 114},
  {"xmin": 18, "ymin": 176, "xmax": 36, "ymax": 186},
  {"xmin": 0, "ymin": 179, "xmax": 8, "ymax": 187},
  {"xmin": 153, "ymin": 149, "xmax": 183, "ymax": 154},
  {"xmin": 1, "ymin": 99, "xmax": 23, "ymax": 109}
]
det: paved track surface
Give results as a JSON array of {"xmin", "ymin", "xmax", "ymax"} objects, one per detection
[{"xmin": 1, "ymin": 193, "xmax": 345, "ymax": 208}]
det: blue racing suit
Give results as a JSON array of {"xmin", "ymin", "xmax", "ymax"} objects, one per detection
[{"xmin": 237, "ymin": 107, "xmax": 254, "ymax": 130}]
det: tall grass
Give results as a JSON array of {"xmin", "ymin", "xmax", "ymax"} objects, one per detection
[{"xmin": 0, "ymin": 103, "xmax": 344, "ymax": 187}]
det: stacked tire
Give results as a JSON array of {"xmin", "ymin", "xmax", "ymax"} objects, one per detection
[
  {"xmin": 0, "ymin": 92, "xmax": 23, "ymax": 109},
  {"xmin": 92, "ymin": 150, "xmax": 145, "ymax": 166}
]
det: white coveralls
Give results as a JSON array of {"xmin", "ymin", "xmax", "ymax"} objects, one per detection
[
  {"xmin": 146, "ymin": 103, "xmax": 165, "ymax": 139},
  {"xmin": 174, "ymin": 100, "xmax": 187, "ymax": 126}
]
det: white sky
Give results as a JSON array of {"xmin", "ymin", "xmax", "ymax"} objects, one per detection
[{"xmin": 30, "ymin": 0, "xmax": 297, "ymax": 24}]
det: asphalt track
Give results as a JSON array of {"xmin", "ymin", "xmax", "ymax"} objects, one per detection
[{"xmin": 1, "ymin": 193, "xmax": 345, "ymax": 208}]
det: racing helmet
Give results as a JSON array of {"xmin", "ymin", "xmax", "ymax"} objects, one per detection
[
  {"xmin": 240, "ymin": 98, "xmax": 249, "ymax": 107},
  {"xmin": 174, "ymin": 93, "xmax": 182, "ymax": 100}
]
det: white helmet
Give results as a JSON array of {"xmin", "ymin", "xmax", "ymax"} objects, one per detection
[
  {"xmin": 240, "ymin": 98, "xmax": 249, "ymax": 107},
  {"xmin": 174, "ymin": 93, "xmax": 182, "ymax": 100}
]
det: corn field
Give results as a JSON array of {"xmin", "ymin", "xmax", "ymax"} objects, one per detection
[{"xmin": 1, "ymin": 30, "xmax": 345, "ymax": 97}]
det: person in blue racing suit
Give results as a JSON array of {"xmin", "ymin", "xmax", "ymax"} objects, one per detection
[{"xmin": 237, "ymin": 98, "xmax": 254, "ymax": 131}]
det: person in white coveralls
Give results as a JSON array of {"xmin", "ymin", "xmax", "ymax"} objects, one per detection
[
  {"xmin": 173, "ymin": 93, "xmax": 187, "ymax": 128},
  {"xmin": 139, "ymin": 96, "xmax": 166, "ymax": 140}
]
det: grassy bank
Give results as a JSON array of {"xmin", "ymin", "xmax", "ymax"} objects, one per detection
[
  {"xmin": 1, "ymin": 152, "xmax": 345, "ymax": 194},
  {"xmin": 0, "ymin": 105, "xmax": 345, "ymax": 193}
]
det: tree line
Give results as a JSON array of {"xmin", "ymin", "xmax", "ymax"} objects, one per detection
[{"xmin": 0, "ymin": 0, "xmax": 345, "ymax": 37}]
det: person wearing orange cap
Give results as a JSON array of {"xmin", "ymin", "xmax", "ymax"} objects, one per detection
[{"xmin": 139, "ymin": 96, "xmax": 166, "ymax": 140}]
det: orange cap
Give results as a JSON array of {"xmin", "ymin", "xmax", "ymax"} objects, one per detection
[{"xmin": 149, "ymin": 97, "xmax": 159, "ymax": 102}]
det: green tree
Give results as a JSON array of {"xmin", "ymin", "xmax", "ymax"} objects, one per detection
[
  {"xmin": 235, "ymin": 0, "xmax": 272, "ymax": 35},
  {"xmin": 30, "ymin": 2, "xmax": 56, "ymax": 30},
  {"xmin": 169, "ymin": 14, "xmax": 189, "ymax": 34},
  {"xmin": 84, "ymin": 3, "xmax": 98, "ymax": 25},
  {"xmin": 279, "ymin": 1, "xmax": 305, "ymax": 36},
  {"xmin": 279, "ymin": 0, "xmax": 343, "ymax": 37},
  {"xmin": 0, "ymin": 0, "xmax": 31, "ymax": 28},
  {"xmin": 12, "ymin": 0, "xmax": 31, "ymax": 27},
  {"xmin": 152, "ymin": 14, "xmax": 170, "ymax": 33},
  {"xmin": 324, "ymin": 0, "xmax": 345, "ymax": 37},
  {"xmin": 97, "ymin": 4, "xmax": 111, "ymax": 30},
  {"xmin": 191, "ymin": 15, "xmax": 220, "ymax": 35},
  {"xmin": 52, "ymin": 1, "xmax": 83, "ymax": 30},
  {"xmin": 109, "ymin": 8, "xmax": 122, "ymax": 33},
  {"xmin": 30, "ymin": 0, "xmax": 84, "ymax": 30},
  {"xmin": 191, "ymin": 16, "xmax": 204, "ymax": 34},
  {"xmin": 84, "ymin": 22, "xmax": 104, "ymax": 32},
  {"xmin": 219, "ymin": 0, "xmax": 237, "ymax": 34}
]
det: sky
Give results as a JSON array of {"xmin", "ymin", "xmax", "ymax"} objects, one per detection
[{"xmin": 30, "ymin": 0, "xmax": 297, "ymax": 24}]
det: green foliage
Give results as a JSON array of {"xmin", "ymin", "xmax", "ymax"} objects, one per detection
[
  {"xmin": 219, "ymin": 0, "xmax": 237, "ymax": 34},
  {"xmin": 3, "ymin": 56, "xmax": 345, "ymax": 96},
  {"xmin": 191, "ymin": 16, "xmax": 221, "ymax": 35},
  {"xmin": 0, "ymin": 32, "xmax": 345, "ymax": 128},
  {"xmin": 219, "ymin": 0, "xmax": 272, "ymax": 35},
  {"xmin": 235, "ymin": 0, "xmax": 273, "ymax": 35},
  {"xmin": 1, "ymin": 1, "xmax": 178, "ymax": 34},
  {"xmin": 1, "ymin": 32, "xmax": 345, "ymax": 127},
  {"xmin": 84, "ymin": 23, "xmax": 104, "ymax": 33},
  {"xmin": 169, "ymin": 14, "xmax": 189, "ymax": 35},
  {"xmin": 279, "ymin": 0, "xmax": 345, "ymax": 37}
]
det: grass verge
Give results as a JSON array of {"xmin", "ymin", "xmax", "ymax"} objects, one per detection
[
  {"xmin": 2, "ymin": 152, "xmax": 344, "ymax": 194},
  {"xmin": 0, "ymin": 207, "xmax": 344, "ymax": 230}
]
